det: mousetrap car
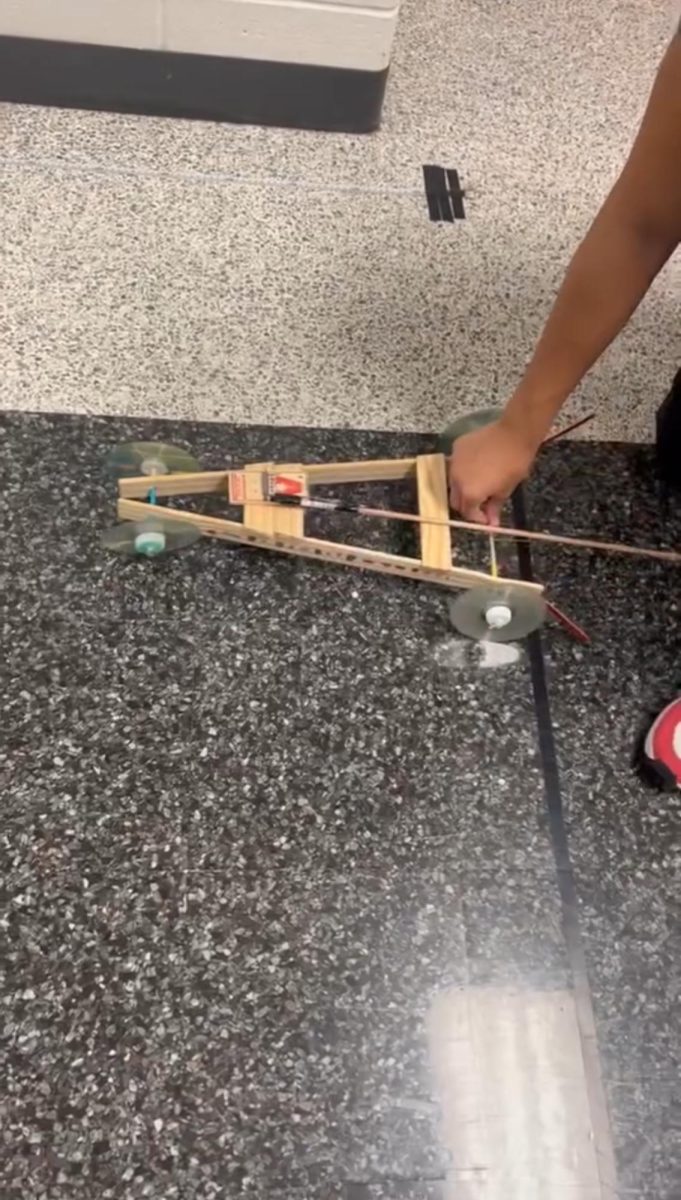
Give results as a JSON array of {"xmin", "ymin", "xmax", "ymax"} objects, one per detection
[
  {"xmin": 102, "ymin": 413, "xmax": 680, "ymax": 644},
  {"xmin": 106, "ymin": 442, "xmax": 546, "ymax": 642}
]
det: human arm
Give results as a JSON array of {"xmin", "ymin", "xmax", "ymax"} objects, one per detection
[{"xmin": 450, "ymin": 32, "xmax": 681, "ymax": 523}]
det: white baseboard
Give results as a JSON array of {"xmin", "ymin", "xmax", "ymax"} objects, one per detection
[
  {"xmin": 0, "ymin": 0, "xmax": 161, "ymax": 51},
  {"xmin": 0, "ymin": 0, "xmax": 400, "ymax": 71},
  {"xmin": 164, "ymin": 0, "xmax": 399, "ymax": 72}
]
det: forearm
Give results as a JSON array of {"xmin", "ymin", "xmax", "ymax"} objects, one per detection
[
  {"xmin": 501, "ymin": 32, "xmax": 681, "ymax": 447},
  {"xmin": 503, "ymin": 203, "xmax": 677, "ymax": 445}
]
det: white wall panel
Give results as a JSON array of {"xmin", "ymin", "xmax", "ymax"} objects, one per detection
[
  {"xmin": 0, "ymin": 0, "xmax": 400, "ymax": 71},
  {"xmin": 0, "ymin": 0, "xmax": 162, "ymax": 49},
  {"xmin": 163, "ymin": 0, "xmax": 399, "ymax": 71}
]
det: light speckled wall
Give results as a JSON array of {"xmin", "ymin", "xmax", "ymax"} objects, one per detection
[{"xmin": 1, "ymin": 0, "xmax": 678, "ymax": 441}]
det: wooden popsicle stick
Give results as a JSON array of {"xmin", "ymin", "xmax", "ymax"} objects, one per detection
[
  {"xmin": 118, "ymin": 458, "xmax": 418, "ymax": 499},
  {"xmin": 118, "ymin": 470, "xmax": 229, "ymax": 498},
  {"xmin": 416, "ymin": 454, "xmax": 453, "ymax": 569}
]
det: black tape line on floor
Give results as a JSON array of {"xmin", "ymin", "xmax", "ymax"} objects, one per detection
[
  {"xmin": 422, "ymin": 164, "xmax": 448, "ymax": 221},
  {"xmin": 511, "ymin": 484, "xmax": 618, "ymax": 1195},
  {"xmin": 422, "ymin": 164, "xmax": 466, "ymax": 222},
  {"xmin": 446, "ymin": 167, "xmax": 466, "ymax": 220}
]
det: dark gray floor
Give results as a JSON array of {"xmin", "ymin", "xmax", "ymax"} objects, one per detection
[
  {"xmin": 1, "ymin": 413, "xmax": 680, "ymax": 1198},
  {"xmin": 528, "ymin": 444, "xmax": 681, "ymax": 1198}
]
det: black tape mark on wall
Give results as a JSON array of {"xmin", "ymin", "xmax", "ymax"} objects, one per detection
[
  {"xmin": 422, "ymin": 165, "xmax": 466, "ymax": 222},
  {"xmin": 512, "ymin": 485, "xmax": 618, "ymax": 1194}
]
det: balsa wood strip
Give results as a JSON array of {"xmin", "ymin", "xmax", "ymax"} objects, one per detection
[
  {"xmin": 118, "ymin": 471, "xmax": 230, "ymax": 499},
  {"xmin": 417, "ymin": 453, "xmax": 452, "ymax": 570},
  {"xmin": 304, "ymin": 458, "xmax": 417, "ymax": 485}
]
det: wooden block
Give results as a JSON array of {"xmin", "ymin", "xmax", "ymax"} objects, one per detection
[
  {"xmin": 243, "ymin": 463, "xmax": 304, "ymax": 537},
  {"xmin": 416, "ymin": 453, "xmax": 452, "ymax": 569}
]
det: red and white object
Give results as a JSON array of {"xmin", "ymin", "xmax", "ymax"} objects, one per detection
[
  {"xmin": 644, "ymin": 697, "xmax": 681, "ymax": 789},
  {"xmin": 267, "ymin": 473, "xmax": 307, "ymax": 499},
  {"xmin": 228, "ymin": 469, "xmax": 308, "ymax": 505}
]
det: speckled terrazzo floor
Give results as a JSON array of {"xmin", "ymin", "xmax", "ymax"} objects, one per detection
[
  {"xmin": 3, "ymin": 2, "xmax": 681, "ymax": 1194},
  {"xmin": 1, "ymin": 0, "xmax": 680, "ymax": 438},
  {"xmin": 2, "ymin": 411, "xmax": 680, "ymax": 1198}
]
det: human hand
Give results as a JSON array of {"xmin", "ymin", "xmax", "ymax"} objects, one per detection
[{"xmin": 448, "ymin": 419, "xmax": 541, "ymax": 524}]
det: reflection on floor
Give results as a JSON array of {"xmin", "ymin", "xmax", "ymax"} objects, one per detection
[{"xmin": 2, "ymin": 412, "xmax": 679, "ymax": 1198}]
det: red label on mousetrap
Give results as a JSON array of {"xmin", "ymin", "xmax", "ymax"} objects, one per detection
[{"xmin": 267, "ymin": 474, "xmax": 307, "ymax": 498}]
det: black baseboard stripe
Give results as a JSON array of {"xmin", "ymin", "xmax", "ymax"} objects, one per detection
[
  {"xmin": 0, "ymin": 35, "xmax": 388, "ymax": 133},
  {"xmin": 512, "ymin": 486, "xmax": 618, "ymax": 1196}
]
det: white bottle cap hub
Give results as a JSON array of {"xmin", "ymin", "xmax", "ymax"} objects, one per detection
[
  {"xmin": 140, "ymin": 457, "xmax": 168, "ymax": 476},
  {"xmin": 485, "ymin": 602, "xmax": 513, "ymax": 630},
  {"xmin": 134, "ymin": 530, "xmax": 167, "ymax": 557}
]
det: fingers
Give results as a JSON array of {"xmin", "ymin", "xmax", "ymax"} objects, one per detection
[
  {"xmin": 484, "ymin": 497, "xmax": 504, "ymax": 527},
  {"xmin": 448, "ymin": 466, "xmax": 491, "ymax": 522},
  {"xmin": 450, "ymin": 489, "xmax": 505, "ymax": 525},
  {"xmin": 447, "ymin": 423, "xmax": 518, "ymax": 524},
  {"xmin": 453, "ymin": 489, "xmax": 494, "ymax": 523},
  {"xmin": 464, "ymin": 500, "xmax": 490, "ymax": 524},
  {"xmin": 448, "ymin": 464, "xmax": 487, "ymax": 520}
]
